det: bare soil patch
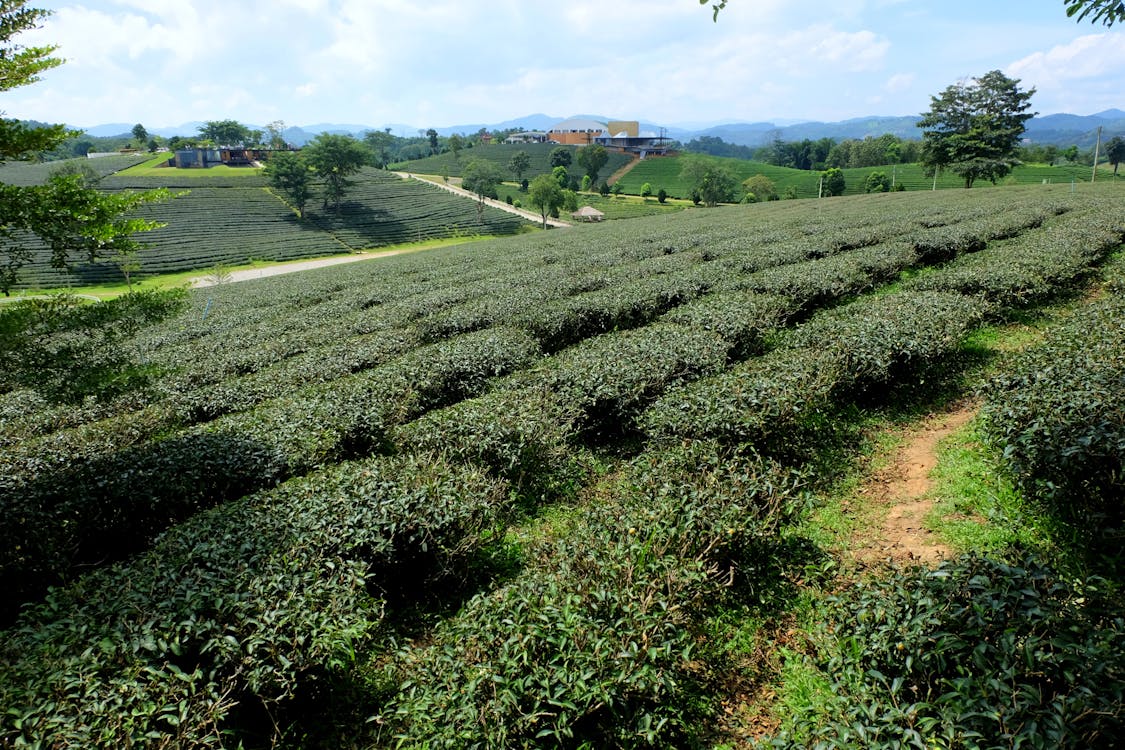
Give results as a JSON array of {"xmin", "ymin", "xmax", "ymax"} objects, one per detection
[{"xmin": 853, "ymin": 403, "xmax": 978, "ymax": 567}]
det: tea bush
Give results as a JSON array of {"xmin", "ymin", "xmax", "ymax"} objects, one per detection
[{"xmin": 772, "ymin": 555, "xmax": 1125, "ymax": 749}]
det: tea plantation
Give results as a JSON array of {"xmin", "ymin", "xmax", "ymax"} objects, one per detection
[
  {"xmin": 1, "ymin": 184, "xmax": 1123, "ymax": 747},
  {"xmin": 1, "ymin": 161, "xmax": 529, "ymax": 289}
]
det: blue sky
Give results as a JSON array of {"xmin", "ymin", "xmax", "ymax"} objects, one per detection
[{"xmin": 6, "ymin": 1, "xmax": 1124, "ymax": 131}]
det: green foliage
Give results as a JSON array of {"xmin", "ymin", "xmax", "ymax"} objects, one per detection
[
  {"xmin": 383, "ymin": 441, "xmax": 805, "ymax": 748},
  {"xmin": 919, "ymin": 70, "xmax": 1036, "ymax": 188},
  {"xmin": 263, "ymin": 150, "xmax": 312, "ymax": 217},
  {"xmin": 506, "ymin": 149, "xmax": 531, "ymax": 180},
  {"xmin": 303, "ymin": 133, "xmax": 369, "ymax": 211},
  {"xmin": 577, "ymin": 143, "xmax": 609, "ymax": 181},
  {"xmin": 742, "ymin": 173, "xmax": 777, "ymax": 201},
  {"xmin": 979, "ymin": 266, "xmax": 1125, "ymax": 519},
  {"xmin": 0, "ymin": 288, "xmax": 186, "ymax": 403},
  {"xmin": 528, "ymin": 173, "xmax": 563, "ymax": 228},
  {"xmin": 461, "ymin": 158, "xmax": 505, "ymax": 223},
  {"xmin": 1065, "ymin": 0, "xmax": 1125, "ymax": 25},
  {"xmin": 197, "ymin": 119, "xmax": 250, "ymax": 146},
  {"xmin": 681, "ymin": 154, "xmax": 739, "ymax": 206},
  {"xmin": 549, "ymin": 144, "xmax": 573, "ymax": 168},
  {"xmin": 0, "ymin": 454, "xmax": 508, "ymax": 749},
  {"xmin": 863, "ymin": 170, "xmax": 891, "ymax": 193},
  {"xmin": 772, "ymin": 555, "xmax": 1125, "ymax": 749},
  {"xmin": 820, "ymin": 167, "xmax": 845, "ymax": 196}
]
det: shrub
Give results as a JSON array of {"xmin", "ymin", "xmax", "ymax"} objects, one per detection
[
  {"xmin": 979, "ymin": 287, "xmax": 1125, "ymax": 519},
  {"xmin": 0, "ymin": 455, "xmax": 508, "ymax": 748},
  {"xmin": 382, "ymin": 441, "xmax": 805, "ymax": 748},
  {"xmin": 772, "ymin": 555, "xmax": 1125, "ymax": 749}
]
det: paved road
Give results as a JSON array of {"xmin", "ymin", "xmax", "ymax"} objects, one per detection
[
  {"xmin": 188, "ymin": 248, "xmax": 414, "ymax": 288},
  {"xmin": 393, "ymin": 172, "xmax": 572, "ymax": 229}
]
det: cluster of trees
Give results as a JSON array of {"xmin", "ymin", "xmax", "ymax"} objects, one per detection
[
  {"xmin": 688, "ymin": 133, "xmax": 920, "ymax": 172},
  {"xmin": 263, "ymin": 134, "xmax": 369, "ymax": 217}
]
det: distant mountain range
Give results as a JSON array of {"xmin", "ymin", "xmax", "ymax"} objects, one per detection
[{"xmin": 79, "ymin": 109, "xmax": 1125, "ymax": 149}]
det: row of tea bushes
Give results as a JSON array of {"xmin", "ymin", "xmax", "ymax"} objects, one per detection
[
  {"xmin": 380, "ymin": 441, "xmax": 808, "ymax": 748},
  {"xmin": 642, "ymin": 291, "xmax": 990, "ymax": 451},
  {"xmin": 0, "ymin": 327, "xmax": 541, "ymax": 621},
  {"xmin": 979, "ymin": 256, "xmax": 1125, "ymax": 518},
  {"xmin": 905, "ymin": 210, "xmax": 1125, "ymax": 308},
  {"xmin": 0, "ymin": 454, "xmax": 508, "ymax": 749}
]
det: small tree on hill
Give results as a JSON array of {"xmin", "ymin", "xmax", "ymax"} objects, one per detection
[
  {"xmin": 264, "ymin": 151, "xmax": 313, "ymax": 218},
  {"xmin": 577, "ymin": 144, "xmax": 609, "ymax": 183},
  {"xmin": 447, "ymin": 134, "xmax": 465, "ymax": 159},
  {"xmin": 681, "ymin": 155, "xmax": 738, "ymax": 207},
  {"xmin": 461, "ymin": 159, "xmax": 504, "ymax": 224},
  {"xmin": 821, "ymin": 167, "xmax": 846, "ymax": 196},
  {"xmin": 131, "ymin": 123, "xmax": 148, "ymax": 148},
  {"xmin": 507, "ymin": 150, "xmax": 531, "ymax": 182},
  {"xmin": 549, "ymin": 146, "xmax": 572, "ymax": 168},
  {"xmin": 303, "ymin": 133, "xmax": 369, "ymax": 213},
  {"xmin": 864, "ymin": 171, "xmax": 891, "ymax": 193},
  {"xmin": 528, "ymin": 173, "xmax": 563, "ymax": 229},
  {"xmin": 742, "ymin": 174, "xmax": 777, "ymax": 202},
  {"xmin": 1106, "ymin": 136, "xmax": 1125, "ymax": 176}
]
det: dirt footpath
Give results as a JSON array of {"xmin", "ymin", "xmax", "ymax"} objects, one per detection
[{"xmin": 852, "ymin": 404, "xmax": 978, "ymax": 566}]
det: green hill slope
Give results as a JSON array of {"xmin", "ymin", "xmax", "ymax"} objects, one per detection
[{"xmin": 6, "ymin": 166, "xmax": 530, "ymax": 288}]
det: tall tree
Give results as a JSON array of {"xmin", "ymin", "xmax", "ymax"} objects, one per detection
[
  {"xmin": 198, "ymin": 119, "xmax": 250, "ymax": 146},
  {"xmin": 363, "ymin": 128, "xmax": 396, "ymax": 168},
  {"xmin": 303, "ymin": 133, "xmax": 368, "ymax": 212},
  {"xmin": 263, "ymin": 151, "xmax": 313, "ymax": 218},
  {"xmin": 265, "ymin": 120, "xmax": 287, "ymax": 149},
  {"xmin": 1106, "ymin": 135, "xmax": 1125, "ymax": 176},
  {"xmin": 447, "ymin": 133, "xmax": 465, "ymax": 159},
  {"xmin": 918, "ymin": 70, "xmax": 1036, "ymax": 189},
  {"xmin": 131, "ymin": 123, "xmax": 148, "ymax": 147},
  {"xmin": 460, "ymin": 159, "xmax": 504, "ymax": 224},
  {"xmin": 426, "ymin": 128, "xmax": 439, "ymax": 154},
  {"xmin": 528, "ymin": 173, "xmax": 563, "ymax": 229},
  {"xmin": 507, "ymin": 150, "xmax": 531, "ymax": 182},
  {"xmin": 576, "ymin": 144, "xmax": 609, "ymax": 182}
]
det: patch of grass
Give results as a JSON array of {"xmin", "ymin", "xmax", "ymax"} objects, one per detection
[{"xmin": 926, "ymin": 420, "xmax": 1065, "ymax": 557}]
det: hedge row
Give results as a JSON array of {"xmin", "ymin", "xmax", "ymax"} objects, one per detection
[
  {"xmin": 380, "ymin": 441, "xmax": 807, "ymax": 748},
  {"xmin": 906, "ymin": 211, "xmax": 1125, "ymax": 308},
  {"xmin": 979, "ymin": 257, "xmax": 1125, "ymax": 517},
  {"xmin": 0, "ymin": 327, "xmax": 540, "ymax": 620},
  {"xmin": 0, "ymin": 455, "xmax": 508, "ymax": 748},
  {"xmin": 642, "ymin": 291, "xmax": 990, "ymax": 449}
]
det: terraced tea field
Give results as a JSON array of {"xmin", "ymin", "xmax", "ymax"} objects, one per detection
[
  {"xmin": 2, "ymin": 161, "xmax": 530, "ymax": 288},
  {"xmin": 1, "ymin": 184, "xmax": 1122, "ymax": 747}
]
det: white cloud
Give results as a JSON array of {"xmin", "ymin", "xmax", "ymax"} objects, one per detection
[
  {"xmin": 1008, "ymin": 33, "xmax": 1125, "ymax": 83},
  {"xmin": 885, "ymin": 73, "xmax": 915, "ymax": 93}
]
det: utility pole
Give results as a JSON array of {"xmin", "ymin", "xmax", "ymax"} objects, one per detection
[{"xmin": 1092, "ymin": 126, "xmax": 1103, "ymax": 183}]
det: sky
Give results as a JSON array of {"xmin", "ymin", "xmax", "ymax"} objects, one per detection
[{"xmin": 5, "ymin": 0, "xmax": 1125, "ymax": 132}]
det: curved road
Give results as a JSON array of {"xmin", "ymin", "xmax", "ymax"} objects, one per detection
[{"xmin": 393, "ymin": 172, "xmax": 572, "ymax": 229}]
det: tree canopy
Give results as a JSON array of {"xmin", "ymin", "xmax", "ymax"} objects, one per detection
[
  {"xmin": 264, "ymin": 151, "xmax": 313, "ymax": 218},
  {"xmin": 1, "ymin": 1, "xmax": 184, "ymax": 402},
  {"xmin": 461, "ymin": 159, "xmax": 504, "ymax": 224},
  {"xmin": 528, "ymin": 173, "xmax": 563, "ymax": 229},
  {"xmin": 918, "ymin": 70, "xmax": 1036, "ymax": 189},
  {"xmin": 680, "ymin": 155, "xmax": 738, "ymax": 206},
  {"xmin": 303, "ymin": 133, "xmax": 369, "ymax": 212},
  {"xmin": 198, "ymin": 119, "xmax": 251, "ymax": 146}
]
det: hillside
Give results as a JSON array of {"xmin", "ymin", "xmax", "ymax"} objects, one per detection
[
  {"xmin": 613, "ymin": 153, "xmax": 1116, "ymax": 200},
  {"xmin": 1, "ymin": 184, "xmax": 1123, "ymax": 747},
  {"xmin": 393, "ymin": 142, "xmax": 633, "ymax": 183},
  {"xmin": 0, "ymin": 160, "xmax": 531, "ymax": 289}
]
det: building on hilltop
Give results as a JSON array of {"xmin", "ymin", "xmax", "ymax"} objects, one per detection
[
  {"xmin": 504, "ymin": 131, "xmax": 548, "ymax": 144},
  {"xmin": 546, "ymin": 117, "xmax": 672, "ymax": 156}
]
